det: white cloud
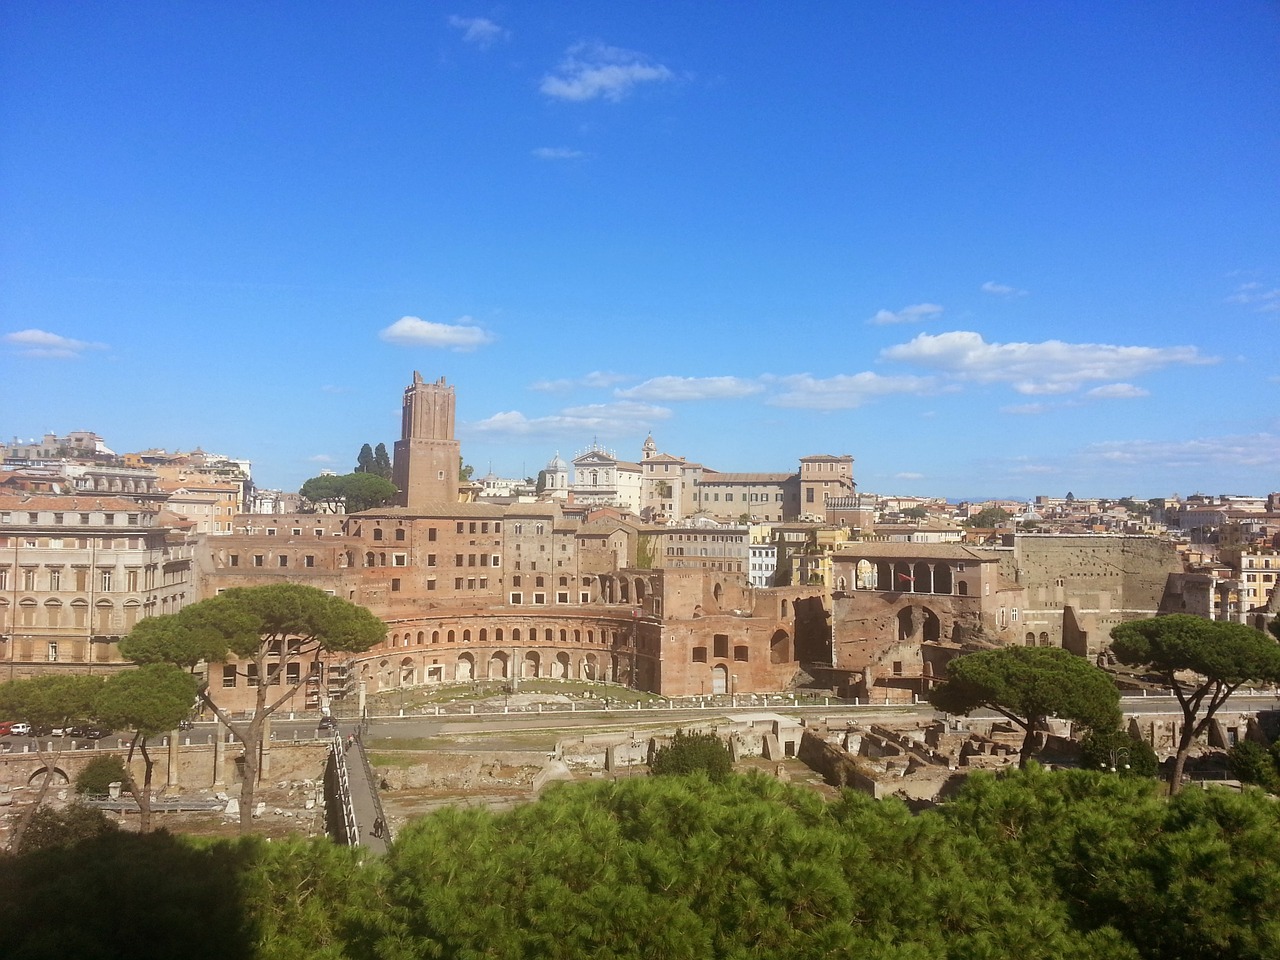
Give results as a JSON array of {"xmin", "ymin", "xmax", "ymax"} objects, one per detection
[
  {"xmin": 616, "ymin": 376, "xmax": 763, "ymax": 402},
  {"xmin": 1085, "ymin": 383, "xmax": 1149, "ymax": 399},
  {"xmin": 447, "ymin": 15, "xmax": 508, "ymax": 47},
  {"xmin": 766, "ymin": 372, "xmax": 937, "ymax": 410},
  {"xmin": 881, "ymin": 330, "xmax": 1214, "ymax": 394},
  {"xmin": 531, "ymin": 371, "xmax": 629, "ymax": 392},
  {"xmin": 379, "ymin": 316, "xmax": 494, "ymax": 351},
  {"xmin": 868, "ymin": 303, "xmax": 944, "ymax": 325},
  {"xmin": 308, "ymin": 454, "xmax": 335, "ymax": 463},
  {"xmin": 532, "ymin": 147, "xmax": 585, "ymax": 161},
  {"xmin": 3, "ymin": 328, "xmax": 106, "ymax": 359},
  {"xmin": 540, "ymin": 42, "xmax": 674, "ymax": 102},
  {"xmin": 895, "ymin": 472, "xmax": 924, "ymax": 481},
  {"xmin": 1084, "ymin": 433, "xmax": 1280, "ymax": 471},
  {"xmin": 981, "ymin": 281, "xmax": 1028, "ymax": 297},
  {"xmin": 467, "ymin": 401, "xmax": 670, "ymax": 439}
]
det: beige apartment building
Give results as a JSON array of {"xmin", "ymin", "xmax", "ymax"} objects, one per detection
[{"xmin": 0, "ymin": 494, "xmax": 195, "ymax": 679}]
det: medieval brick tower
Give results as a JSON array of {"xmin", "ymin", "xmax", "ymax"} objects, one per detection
[{"xmin": 393, "ymin": 372, "xmax": 460, "ymax": 509}]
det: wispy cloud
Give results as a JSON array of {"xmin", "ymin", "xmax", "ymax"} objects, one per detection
[
  {"xmin": 1085, "ymin": 383, "xmax": 1149, "ymax": 400},
  {"xmin": 765, "ymin": 372, "xmax": 937, "ymax": 410},
  {"xmin": 379, "ymin": 316, "xmax": 495, "ymax": 351},
  {"xmin": 616, "ymin": 376, "xmax": 763, "ymax": 401},
  {"xmin": 1086, "ymin": 433, "xmax": 1280, "ymax": 472},
  {"xmin": 868, "ymin": 303, "xmax": 943, "ymax": 325},
  {"xmin": 981, "ymin": 281, "xmax": 1028, "ymax": 297},
  {"xmin": 881, "ymin": 330, "xmax": 1214, "ymax": 395},
  {"xmin": 895, "ymin": 472, "xmax": 924, "ymax": 481},
  {"xmin": 3, "ymin": 328, "xmax": 107, "ymax": 359},
  {"xmin": 447, "ymin": 15, "xmax": 508, "ymax": 47},
  {"xmin": 531, "ymin": 371, "xmax": 629, "ymax": 392},
  {"xmin": 308, "ymin": 454, "xmax": 335, "ymax": 463},
  {"xmin": 540, "ymin": 42, "xmax": 674, "ymax": 102},
  {"xmin": 1000, "ymin": 402, "xmax": 1048, "ymax": 415},
  {"xmin": 467, "ymin": 401, "xmax": 670, "ymax": 439},
  {"xmin": 1226, "ymin": 281, "xmax": 1280, "ymax": 312},
  {"xmin": 532, "ymin": 146, "xmax": 585, "ymax": 161}
]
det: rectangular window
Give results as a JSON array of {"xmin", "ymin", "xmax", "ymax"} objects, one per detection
[
  {"xmin": 286, "ymin": 663, "xmax": 300, "ymax": 684},
  {"xmin": 304, "ymin": 555, "xmax": 315, "ymax": 568},
  {"xmin": 103, "ymin": 513, "xmax": 114, "ymax": 525},
  {"xmin": 557, "ymin": 592, "xmax": 569, "ymax": 603},
  {"xmin": 266, "ymin": 527, "xmax": 276, "ymax": 536},
  {"xmin": 391, "ymin": 578, "xmax": 401, "ymax": 592},
  {"xmin": 510, "ymin": 593, "xmax": 522, "ymax": 604},
  {"xmin": 456, "ymin": 522, "xmax": 464, "ymax": 533},
  {"xmin": 393, "ymin": 554, "xmax": 406, "ymax": 566},
  {"xmin": 292, "ymin": 528, "xmax": 301, "ymax": 536},
  {"xmin": 222, "ymin": 665, "xmax": 237, "ymax": 688},
  {"xmin": 692, "ymin": 647, "xmax": 708, "ymax": 663},
  {"xmin": 126, "ymin": 569, "xmax": 138, "ymax": 591},
  {"xmin": 253, "ymin": 555, "xmax": 264, "ymax": 567},
  {"xmin": 278, "ymin": 555, "xmax": 288, "ymax": 568},
  {"xmin": 428, "ymin": 528, "xmax": 437, "ymax": 541},
  {"xmin": 246, "ymin": 664, "xmax": 259, "ymax": 687},
  {"xmin": 454, "ymin": 578, "xmax": 463, "ymax": 589},
  {"xmin": 713, "ymin": 634, "xmax": 729, "ymax": 659},
  {"xmin": 534, "ymin": 593, "xmax": 546, "ymax": 604},
  {"xmin": 479, "ymin": 577, "xmax": 488, "ymax": 589},
  {"xmin": 427, "ymin": 554, "xmax": 437, "ymax": 566},
  {"xmin": 455, "ymin": 554, "xmax": 464, "ymax": 566},
  {"xmin": 99, "ymin": 570, "xmax": 112, "ymax": 591},
  {"xmin": 469, "ymin": 522, "xmax": 477, "ymax": 533},
  {"xmin": 229, "ymin": 554, "xmax": 239, "ymax": 567},
  {"xmin": 80, "ymin": 513, "xmax": 90, "ymax": 524},
  {"xmin": 49, "ymin": 568, "xmax": 61, "ymax": 590},
  {"xmin": 427, "ymin": 578, "xmax": 436, "ymax": 591}
]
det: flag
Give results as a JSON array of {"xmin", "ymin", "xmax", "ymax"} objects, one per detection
[{"xmin": 898, "ymin": 572, "xmax": 915, "ymax": 583}]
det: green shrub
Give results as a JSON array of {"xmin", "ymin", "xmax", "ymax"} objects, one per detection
[
  {"xmin": 74, "ymin": 754, "xmax": 127, "ymax": 796},
  {"xmin": 1079, "ymin": 727, "xmax": 1160, "ymax": 778},
  {"xmin": 1227, "ymin": 739, "xmax": 1280, "ymax": 791},
  {"xmin": 648, "ymin": 729, "xmax": 733, "ymax": 781}
]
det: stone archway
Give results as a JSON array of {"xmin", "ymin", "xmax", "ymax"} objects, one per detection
[
  {"xmin": 523, "ymin": 651, "xmax": 540, "ymax": 679},
  {"xmin": 552, "ymin": 651, "xmax": 571, "ymax": 678},
  {"xmin": 711, "ymin": 664, "xmax": 728, "ymax": 694},
  {"xmin": 456, "ymin": 653, "xmax": 475, "ymax": 681},
  {"xmin": 400, "ymin": 657, "xmax": 415, "ymax": 685},
  {"xmin": 581, "ymin": 653, "xmax": 599, "ymax": 680},
  {"xmin": 769, "ymin": 629, "xmax": 791, "ymax": 664},
  {"xmin": 488, "ymin": 651, "xmax": 509, "ymax": 680}
]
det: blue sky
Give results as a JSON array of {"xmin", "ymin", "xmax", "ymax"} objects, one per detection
[{"xmin": 2, "ymin": 2, "xmax": 1277, "ymax": 501}]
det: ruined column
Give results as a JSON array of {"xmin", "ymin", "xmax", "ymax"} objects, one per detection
[
  {"xmin": 212, "ymin": 718, "xmax": 226, "ymax": 787},
  {"xmin": 260, "ymin": 715, "xmax": 271, "ymax": 779},
  {"xmin": 166, "ymin": 729, "xmax": 179, "ymax": 789}
]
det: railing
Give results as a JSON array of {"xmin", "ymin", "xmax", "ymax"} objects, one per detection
[{"xmin": 327, "ymin": 734, "xmax": 358, "ymax": 846}]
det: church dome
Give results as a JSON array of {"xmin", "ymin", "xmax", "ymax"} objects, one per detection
[{"xmin": 546, "ymin": 452, "xmax": 568, "ymax": 472}]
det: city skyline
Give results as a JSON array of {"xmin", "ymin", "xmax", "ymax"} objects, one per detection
[{"xmin": 2, "ymin": 3, "xmax": 1278, "ymax": 500}]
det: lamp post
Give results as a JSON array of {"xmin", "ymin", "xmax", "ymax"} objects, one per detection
[{"xmin": 1101, "ymin": 746, "xmax": 1131, "ymax": 773}]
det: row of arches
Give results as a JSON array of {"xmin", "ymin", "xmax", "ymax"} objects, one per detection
[
  {"xmin": 841, "ymin": 561, "xmax": 968, "ymax": 596},
  {"xmin": 363, "ymin": 649, "xmax": 626, "ymax": 690}
]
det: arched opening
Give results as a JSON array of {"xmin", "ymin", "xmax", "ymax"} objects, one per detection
[
  {"xmin": 582, "ymin": 653, "xmax": 599, "ymax": 680},
  {"xmin": 553, "ymin": 651, "xmax": 571, "ymax": 678},
  {"xmin": 400, "ymin": 657, "xmax": 414, "ymax": 685},
  {"xmin": 894, "ymin": 562, "xmax": 914, "ymax": 592},
  {"xmin": 957, "ymin": 581, "xmax": 969, "ymax": 596},
  {"xmin": 769, "ymin": 629, "xmax": 791, "ymax": 664},
  {"xmin": 711, "ymin": 664, "xmax": 728, "ymax": 694},
  {"xmin": 488, "ymin": 652, "xmax": 509, "ymax": 680},
  {"xmin": 712, "ymin": 582, "xmax": 723, "ymax": 605},
  {"xmin": 456, "ymin": 653, "xmax": 475, "ymax": 681},
  {"xmin": 934, "ymin": 564, "xmax": 953, "ymax": 595},
  {"xmin": 913, "ymin": 561, "xmax": 931, "ymax": 593},
  {"xmin": 522, "ymin": 651, "xmax": 540, "ymax": 679}
]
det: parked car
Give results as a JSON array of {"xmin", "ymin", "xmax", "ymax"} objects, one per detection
[
  {"xmin": 9, "ymin": 722, "xmax": 31, "ymax": 737},
  {"xmin": 317, "ymin": 716, "xmax": 338, "ymax": 732},
  {"xmin": 68, "ymin": 725, "xmax": 110, "ymax": 740},
  {"xmin": 50, "ymin": 724, "xmax": 71, "ymax": 737},
  {"xmin": 0, "ymin": 722, "xmax": 13, "ymax": 737}
]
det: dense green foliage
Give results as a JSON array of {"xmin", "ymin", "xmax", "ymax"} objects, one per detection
[
  {"xmin": 13, "ymin": 804, "xmax": 119, "ymax": 854},
  {"xmin": 3, "ymin": 769, "xmax": 1280, "ymax": 959},
  {"xmin": 1227, "ymin": 739, "xmax": 1280, "ymax": 792},
  {"xmin": 1078, "ymin": 727, "xmax": 1160, "ymax": 778},
  {"xmin": 929, "ymin": 646, "xmax": 1120, "ymax": 766},
  {"xmin": 648, "ymin": 729, "xmax": 733, "ymax": 781},
  {"xmin": 74, "ymin": 755, "xmax": 128, "ymax": 796},
  {"xmin": 963, "ymin": 506, "xmax": 1012, "ymax": 528},
  {"xmin": 299, "ymin": 471, "xmax": 398, "ymax": 513}
]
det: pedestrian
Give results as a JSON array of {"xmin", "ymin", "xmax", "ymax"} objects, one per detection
[
  {"xmin": 372, "ymin": 817, "xmax": 384, "ymax": 838},
  {"xmin": 345, "ymin": 734, "xmax": 354, "ymax": 751}
]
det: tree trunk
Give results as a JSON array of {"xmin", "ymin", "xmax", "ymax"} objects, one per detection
[
  {"xmin": 120, "ymin": 732, "xmax": 155, "ymax": 834},
  {"xmin": 8, "ymin": 755, "xmax": 58, "ymax": 851},
  {"xmin": 1169, "ymin": 724, "xmax": 1197, "ymax": 796},
  {"xmin": 1018, "ymin": 721, "xmax": 1038, "ymax": 769},
  {"xmin": 238, "ymin": 714, "xmax": 263, "ymax": 835}
]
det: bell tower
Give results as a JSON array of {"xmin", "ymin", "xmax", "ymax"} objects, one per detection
[{"xmin": 392, "ymin": 372, "xmax": 460, "ymax": 509}]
